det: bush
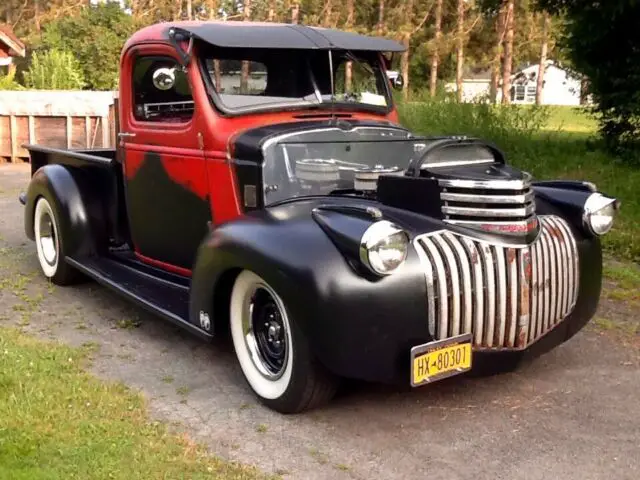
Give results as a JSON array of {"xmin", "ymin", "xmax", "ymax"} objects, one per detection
[
  {"xmin": 22, "ymin": 49, "xmax": 86, "ymax": 90},
  {"xmin": 36, "ymin": 3, "xmax": 137, "ymax": 90},
  {"xmin": 398, "ymin": 100, "xmax": 551, "ymax": 158},
  {"xmin": 0, "ymin": 68, "xmax": 24, "ymax": 90}
]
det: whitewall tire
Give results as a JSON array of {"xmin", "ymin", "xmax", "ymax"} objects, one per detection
[
  {"xmin": 32, "ymin": 196, "xmax": 80, "ymax": 285},
  {"xmin": 229, "ymin": 270, "xmax": 337, "ymax": 413}
]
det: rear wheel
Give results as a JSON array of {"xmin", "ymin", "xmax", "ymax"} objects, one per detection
[
  {"xmin": 229, "ymin": 270, "xmax": 337, "ymax": 413},
  {"xmin": 33, "ymin": 196, "xmax": 81, "ymax": 285}
]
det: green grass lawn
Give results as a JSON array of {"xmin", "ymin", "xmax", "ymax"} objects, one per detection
[
  {"xmin": 543, "ymin": 105, "xmax": 599, "ymax": 133},
  {"xmin": 398, "ymin": 102, "xmax": 640, "ymax": 262},
  {"xmin": 0, "ymin": 327, "xmax": 271, "ymax": 480}
]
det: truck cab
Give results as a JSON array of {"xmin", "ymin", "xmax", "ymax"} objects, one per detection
[{"xmin": 19, "ymin": 21, "xmax": 620, "ymax": 414}]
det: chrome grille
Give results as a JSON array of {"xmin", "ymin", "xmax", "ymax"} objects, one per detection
[
  {"xmin": 439, "ymin": 174, "xmax": 536, "ymax": 227},
  {"xmin": 413, "ymin": 215, "xmax": 579, "ymax": 349}
]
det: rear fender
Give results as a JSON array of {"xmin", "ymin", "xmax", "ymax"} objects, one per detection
[{"xmin": 24, "ymin": 164, "xmax": 108, "ymax": 257}]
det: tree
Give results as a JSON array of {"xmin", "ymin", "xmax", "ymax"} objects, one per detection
[
  {"xmin": 489, "ymin": 4, "xmax": 506, "ymax": 103},
  {"xmin": 429, "ymin": 0, "xmax": 443, "ymax": 97},
  {"xmin": 535, "ymin": 10, "xmax": 550, "ymax": 105},
  {"xmin": 536, "ymin": 0, "xmax": 640, "ymax": 159},
  {"xmin": 455, "ymin": 0, "xmax": 465, "ymax": 102},
  {"xmin": 501, "ymin": 0, "xmax": 514, "ymax": 104},
  {"xmin": 344, "ymin": 0, "xmax": 355, "ymax": 91},
  {"xmin": 377, "ymin": 0, "xmax": 385, "ymax": 35},
  {"xmin": 34, "ymin": 2, "xmax": 137, "ymax": 90},
  {"xmin": 22, "ymin": 49, "xmax": 86, "ymax": 89}
]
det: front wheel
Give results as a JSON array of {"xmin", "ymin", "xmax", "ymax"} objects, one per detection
[{"xmin": 229, "ymin": 270, "xmax": 338, "ymax": 413}]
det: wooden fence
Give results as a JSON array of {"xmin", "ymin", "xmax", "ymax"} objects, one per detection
[{"xmin": 0, "ymin": 90, "xmax": 118, "ymax": 162}]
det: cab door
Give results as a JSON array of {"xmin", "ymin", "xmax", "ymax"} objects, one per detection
[{"xmin": 118, "ymin": 45, "xmax": 211, "ymax": 274}]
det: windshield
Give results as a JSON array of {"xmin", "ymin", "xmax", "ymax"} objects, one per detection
[
  {"xmin": 201, "ymin": 48, "xmax": 391, "ymax": 113},
  {"xmin": 262, "ymin": 133, "xmax": 429, "ymax": 205}
]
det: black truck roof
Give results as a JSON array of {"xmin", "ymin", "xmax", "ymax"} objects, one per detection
[{"xmin": 167, "ymin": 21, "xmax": 406, "ymax": 53}]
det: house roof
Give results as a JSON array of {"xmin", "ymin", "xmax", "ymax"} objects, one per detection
[
  {"xmin": 0, "ymin": 24, "xmax": 26, "ymax": 58},
  {"xmin": 127, "ymin": 21, "xmax": 406, "ymax": 53}
]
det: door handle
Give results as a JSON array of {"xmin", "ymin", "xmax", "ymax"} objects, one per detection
[{"xmin": 118, "ymin": 132, "xmax": 136, "ymax": 139}]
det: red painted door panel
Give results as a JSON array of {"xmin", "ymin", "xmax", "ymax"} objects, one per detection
[{"xmin": 119, "ymin": 45, "xmax": 211, "ymax": 275}]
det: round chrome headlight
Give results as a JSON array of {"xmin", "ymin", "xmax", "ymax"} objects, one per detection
[
  {"xmin": 359, "ymin": 220, "xmax": 409, "ymax": 276},
  {"xmin": 583, "ymin": 192, "xmax": 620, "ymax": 236}
]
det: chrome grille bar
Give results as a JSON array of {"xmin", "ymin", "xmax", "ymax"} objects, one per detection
[
  {"xmin": 442, "ymin": 204, "xmax": 535, "ymax": 218},
  {"xmin": 414, "ymin": 215, "xmax": 579, "ymax": 350},
  {"xmin": 438, "ymin": 173, "xmax": 536, "ymax": 224},
  {"xmin": 440, "ymin": 191, "xmax": 535, "ymax": 204}
]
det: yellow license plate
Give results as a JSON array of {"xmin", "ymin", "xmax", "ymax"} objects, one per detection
[{"xmin": 410, "ymin": 333, "xmax": 473, "ymax": 387}]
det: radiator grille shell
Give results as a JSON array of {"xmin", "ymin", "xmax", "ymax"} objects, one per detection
[
  {"xmin": 438, "ymin": 173, "xmax": 537, "ymax": 229},
  {"xmin": 413, "ymin": 215, "xmax": 580, "ymax": 350}
]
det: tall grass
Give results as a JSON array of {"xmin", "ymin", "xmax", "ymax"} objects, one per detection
[{"xmin": 397, "ymin": 101, "xmax": 640, "ymax": 262}]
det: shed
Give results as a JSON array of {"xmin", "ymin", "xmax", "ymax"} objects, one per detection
[{"xmin": 0, "ymin": 24, "xmax": 26, "ymax": 72}]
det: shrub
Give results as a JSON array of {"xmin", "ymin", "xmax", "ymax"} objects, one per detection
[
  {"xmin": 0, "ymin": 68, "xmax": 24, "ymax": 90},
  {"xmin": 397, "ymin": 100, "xmax": 551, "ymax": 158},
  {"xmin": 22, "ymin": 49, "xmax": 86, "ymax": 90}
]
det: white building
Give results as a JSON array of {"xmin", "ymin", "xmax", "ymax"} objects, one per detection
[{"xmin": 446, "ymin": 61, "xmax": 585, "ymax": 106}]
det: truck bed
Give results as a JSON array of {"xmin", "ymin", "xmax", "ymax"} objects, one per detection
[
  {"xmin": 24, "ymin": 144, "xmax": 117, "ymax": 175},
  {"xmin": 23, "ymin": 144, "xmax": 128, "ymax": 247}
]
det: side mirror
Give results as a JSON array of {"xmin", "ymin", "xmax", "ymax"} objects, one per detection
[
  {"xmin": 391, "ymin": 74, "xmax": 404, "ymax": 90},
  {"xmin": 152, "ymin": 67, "xmax": 176, "ymax": 91}
]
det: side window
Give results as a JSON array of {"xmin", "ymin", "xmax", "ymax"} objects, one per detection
[
  {"xmin": 333, "ymin": 57, "xmax": 387, "ymax": 106},
  {"xmin": 132, "ymin": 56, "xmax": 194, "ymax": 122}
]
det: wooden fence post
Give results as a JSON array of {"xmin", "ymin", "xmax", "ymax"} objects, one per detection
[
  {"xmin": 85, "ymin": 116, "xmax": 91, "ymax": 148},
  {"xmin": 28, "ymin": 115, "xmax": 35, "ymax": 145},
  {"xmin": 10, "ymin": 115, "xmax": 17, "ymax": 162},
  {"xmin": 66, "ymin": 115, "xmax": 73, "ymax": 149}
]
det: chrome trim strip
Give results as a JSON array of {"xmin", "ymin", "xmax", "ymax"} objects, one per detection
[
  {"xmin": 540, "ymin": 229, "xmax": 552, "ymax": 335},
  {"xmin": 516, "ymin": 248, "xmax": 531, "ymax": 347},
  {"xmin": 506, "ymin": 248, "xmax": 519, "ymax": 348},
  {"xmin": 548, "ymin": 226, "xmax": 559, "ymax": 329},
  {"xmin": 535, "ymin": 238, "xmax": 545, "ymax": 339},
  {"xmin": 444, "ymin": 232, "xmax": 473, "ymax": 335},
  {"xmin": 421, "ymin": 237, "xmax": 449, "ymax": 340},
  {"xmin": 437, "ymin": 173, "xmax": 532, "ymax": 190},
  {"xmin": 414, "ymin": 239, "xmax": 437, "ymax": 337},
  {"xmin": 480, "ymin": 244, "xmax": 496, "ymax": 347},
  {"xmin": 547, "ymin": 217, "xmax": 567, "ymax": 316},
  {"xmin": 461, "ymin": 237, "xmax": 484, "ymax": 345},
  {"xmin": 494, "ymin": 246, "xmax": 507, "ymax": 346},
  {"xmin": 433, "ymin": 235, "xmax": 461, "ymax": 337},
  {"xmin": 441, "ymin": 220, "xmax": 543, "ymax": 247},
  {"xmin": 442, "ymin": 204, "xmax": 535, "ymax": 218},
  {"xmin": 530, "ymin": 241, "xmax": 539, "ymax": 344},
  {"xmin": 440, "ymin": 191, "xmax": 535, "ymax": 204},
  {"xmin": 554, "ymin": 217, "xmax": 579, "ymax": 309},
  {"xmin": 545, "ymin": 218, "xmax": 564, "ymax": 322},
  {"xmin": 423, "ymin": 159, "xmax": 495, "ymax": 168}
]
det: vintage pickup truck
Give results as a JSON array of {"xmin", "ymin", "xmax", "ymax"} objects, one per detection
[{"xmin": 19, "ymin": 21, "xmax": 619, "ymax": 413}]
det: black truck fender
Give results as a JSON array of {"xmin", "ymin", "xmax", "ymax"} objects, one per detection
[
  {"xmin": 188, "ymin": 205, "xmax": 431, "ymax": 383},
  {"xmin": 24, "ymin": 164, "xmax": 109, "ymax": 258}
]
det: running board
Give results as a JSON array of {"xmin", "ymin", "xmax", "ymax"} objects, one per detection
[{"xmin": 66, "ymin": 255, "xmax": 212, "ymax": 341}]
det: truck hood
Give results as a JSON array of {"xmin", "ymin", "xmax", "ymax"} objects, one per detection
[{"xmin": 231, "ymin": 119, "xmax": 540, "ymax": 246}]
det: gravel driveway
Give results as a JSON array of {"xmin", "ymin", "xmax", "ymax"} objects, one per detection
[{"xmin": 1, "ymin": 163, "xmax": 638, "ymax": 480}]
